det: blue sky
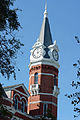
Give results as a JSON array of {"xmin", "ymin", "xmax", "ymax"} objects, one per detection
[{"xmin": 0, "ymin": 0, "xmax": 80, "ymax": 120}]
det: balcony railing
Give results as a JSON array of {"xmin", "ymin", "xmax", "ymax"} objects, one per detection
[
  {"xmin": 30, "ymin": 84, "xmax": 39, "ymax": 90},
  {"xmin": 30, "ymin": 84, "xmax": 39, "ymax": 96},
  {"xmin": 53, "ymin": 86, "xmax": 60, "ymax": 97}
]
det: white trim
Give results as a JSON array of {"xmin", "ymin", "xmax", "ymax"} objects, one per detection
[
  {"xmin": 11, "ymin": 116, "xmax": 23, "ymax": 120},
  {"xmin": 29, "ymin": 73, "xmax": 58, "ymax": 79},
  {"xmin": 4, "ymin": 105, "xmax": 34, "ymax": 119},
  {"xmin": 29, "ymin": 101, "xmax": 57, "ymax": 106},
  {"xmin": 13, "ymin": 92, "xmax": 28, "ymax": 106},
  {"xmin": 21, "ymin": 85, "xmax": 30, "ymax": 97},
  {"xmin": 14, "ymin": 89, "xmax": 29, "ymax": 98},
  {"xmin": 14, "ymin": 93, "xmax": 20, "ymax": 99},
  {"xmin": 13, "ymin": 85, "xmax": 30, "ymax": 97},
  {"xmin": 3, "ymin": 97, "xmax": 13, "ymax": 103},
  {"xmin": 21, "ymin": 96, "xmax": 27, "ymax": 101},
  {"xmin": 30, "ymin": 73, "xmax": 54, "ymax": 77},
  {"xmin": 38, "ymin": 92, "xmax": 57, "ymax": 98},
  {"xmin": 29, "ymin": 74, "xmax": 34, "ymax": 79},
  {"xmin": 3, "ymin": 105, "xmax": 16, "ymax": 114},
  {"xmin": 18, "ymin": 101, "xmax": 27, "ymax": 107},
  {"xmin": 13, "ymin": 98, "xmax": 28, "ymax": 108},
  {"xmin": 39, "ymin": 73, "xmax": 54, "ymax": 76},
  {"xmin": 5, "ymin": 90, "xmax": 11, "ymax": 99},
  {"xmin": 15, "ymin": 109, "xmax": 35, "ymax": 119},
  {"xmin": 4, "ymin": 84, "xmax": 30, "ymax": 97},
  {"xmin": 29, "ymin": 60, "xmax": 60, "ymax": 69}
]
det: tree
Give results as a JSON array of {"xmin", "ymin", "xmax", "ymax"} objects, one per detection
[
  {"xmin": 65, "ymin": 36, "xmax": 80, "ymax": 118},
  {"xmin": 0, "ymin": 83, "xmax": 13, "ymax": 119},
  {"xmin": 0, "ymin": 0, "xmax": 24, "ymax": 80}
]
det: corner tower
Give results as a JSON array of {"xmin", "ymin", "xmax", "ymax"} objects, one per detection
[{"xmin": 28, "ymin": 4, "xmax": 60, "ymax": 119}]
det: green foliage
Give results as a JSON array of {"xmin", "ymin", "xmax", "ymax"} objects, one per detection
[
  {"xmin": 0, "ymin": 0, "xmax": 20, "ymax": 31},
  {"xmin": 0, "ymin": 105, "xmax": 13, "ymax": 119},
  {"xmin": 0, "ymin": 83, "xmax": 13, "ymax": 118},
  {"xmin": 0, "ymin": 0, "xmax": 24, "ymax": 80},
  {"xmin": 65, "ymin": 36, "xmax": 80, "ymax": 118},
  {"xmin": 0, "ymin": 84, "xmax": 4, "ymax": 98}
]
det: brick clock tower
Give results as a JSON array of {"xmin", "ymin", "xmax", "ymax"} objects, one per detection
[{"xmin": 28, "ymin": 3, "xmax": 60, "ymax": 120}]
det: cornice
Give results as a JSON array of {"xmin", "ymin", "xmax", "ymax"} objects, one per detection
[{"xmin": 29, "ymin": 59, "xmax": 60, "ymax": 69}]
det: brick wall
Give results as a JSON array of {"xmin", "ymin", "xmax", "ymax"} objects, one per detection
[{"xmin": 28, "ymin": 64, "xmax": 58, "ymax": 118}]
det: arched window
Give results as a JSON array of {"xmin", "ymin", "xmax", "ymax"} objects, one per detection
[
  {"xmin": 14, "ymin": 98, "xmax": 18, "ymax": 110},
  {"xmin": 21, "ymin": 101, "xmax": 25, "ymax": 113},
  {"xmin": 34, "ymin": 73, "xmax": 38, "ymax": 84}
]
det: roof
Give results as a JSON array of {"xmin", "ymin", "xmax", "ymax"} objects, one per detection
[
  {"xmin": 4, "ymin": 83, "xmax": 23, "ymax": 89},
  {"xmin": 39, "ymin": 7, "xmax": 53, "ymax": 47},
  {"xmin": 4, "ymin": 83, "xmax": 30, "ymax": 97}
]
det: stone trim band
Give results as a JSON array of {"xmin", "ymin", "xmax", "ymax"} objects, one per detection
[{"xmin": 29, "ymin": 100, "xmax": 57, "ymax": 106}]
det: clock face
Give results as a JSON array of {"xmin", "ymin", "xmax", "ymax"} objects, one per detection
[
  {"xmin": 32, "ymin": 48, "xmax": 42, "ymax": 58},
  {"xmin": 52, "ymin": 50, "xmax": 59, "ymax": 61}
]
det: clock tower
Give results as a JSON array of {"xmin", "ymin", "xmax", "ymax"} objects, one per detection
[{"xmin": 28, "ymin": 3, "xmax": 60, "ymax": 119}]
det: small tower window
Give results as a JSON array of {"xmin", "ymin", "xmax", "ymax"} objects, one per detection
[
  {"xmin": 26, "ymin": 100, "xmax": 28, "ymax": 106},
  {"xmin": 54, "ymin": 75, "xmax": 57, "ymax": 86},
  {"xmin": 14, "ymin": 98, "xmax": 18, "ymax": 110},
  {"xmin": 43, "ymin": 104, "xmax": 48, "ymax": 115},
  {"xmin": 21, "ymin": 101, "xmax": 25, "ymax": 113},
  {"xmin": 34, "ymin": 73, "xmax": 38, "ymax": 84}
]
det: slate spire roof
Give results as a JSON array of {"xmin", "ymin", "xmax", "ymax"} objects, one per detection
[{"xmin": 39, "ymin": 3, "xmax": 53, "ymax": 47}]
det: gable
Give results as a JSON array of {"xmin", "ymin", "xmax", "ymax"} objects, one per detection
[
  {"xmin": 14, "ymin": 85, "xmax": 30, "ymax": 97},
  {"xmin": 16, "ymin": 86, "xmax": 27, "ymax": 94},
  {"xmin": 4, "ymin": 84, "xmax": 30, "ymax": 98}
]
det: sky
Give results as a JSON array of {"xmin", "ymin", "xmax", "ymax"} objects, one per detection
[{"xmin": 0, "ymin": 0, "xmax": 80, "ymax": 120}]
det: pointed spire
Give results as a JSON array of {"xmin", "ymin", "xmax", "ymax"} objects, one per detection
[
  {"xmin": 39, "ymin": 1, "xmax": 53, "ymax": 47},
  {"xmin": 44, "ymin": 0, "xmax": 48, "ymax": 18}
]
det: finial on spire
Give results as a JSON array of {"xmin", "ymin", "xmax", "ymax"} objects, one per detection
[
  {"xmin": 44, "ymin": 0, "xmax": 48, "ymax": 18},
  {"xmin": 45, "ymin": 0, "xmax": 47, "ymax": 10}
]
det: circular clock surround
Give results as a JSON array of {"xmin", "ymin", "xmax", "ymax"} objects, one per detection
[
  {"xmin": 32, "ymin": 48, "xmax": 42, "ymax": 58},
  {"xmin": 52, "ymin": 50, "xmax": 59, "ymax": 61}
]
